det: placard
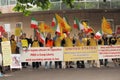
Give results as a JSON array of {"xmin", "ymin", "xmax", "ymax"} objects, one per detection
[
  {"xmin": 1, "ymin": 41, "xmax": 12, "ymax": 66},
  {"xmin": 10, "ymin": 54, "xmax": 22, "ymax": 69},
  {"xmin": 64, "ymin": 46, "xmax": 98, "ymax": 61}
]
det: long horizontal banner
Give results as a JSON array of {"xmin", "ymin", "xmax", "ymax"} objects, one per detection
[
  {"xmin": 1, "ymin": 46, "xmax": 120, "ymax": 64},
  {"xmin": 21, "ymin": 47, "xmax": 63, "ymax": 62},
  {"xmin": 64, "ymin": 46, "xmax": 99, "ymax": 61},
  {"xmin": 98, "ymin": 45, "xmax": 120, "ymax": 59}
]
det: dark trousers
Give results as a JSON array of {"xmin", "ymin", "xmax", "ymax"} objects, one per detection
[
  {"xmin": 76, "ymin": 61, "xmax": 85, "ymax": 68},
  {"xmin": 66, "ymin": 61, "xmax": 74, "ymax": 68},
  {"xmin": 0, "ymin": 65, "xmax": 3, "ymax": 73},
  {"xmin": 104, "ymin": 59, "xmax": 108, "ymax": 66},
  {"xmin": 32, "ymin": 62, "xmax": 39, "ymax": 69},
  {"xmin": 22, "ymin": 62, "xmax": 28, "ymax": 67},
  {"xmin": 99, "ymin": 59, "xmax": 108, "ymax": 66},
  {"xmin": 55, "ymin": 61, "xmax": 62, "ymax": 69}
]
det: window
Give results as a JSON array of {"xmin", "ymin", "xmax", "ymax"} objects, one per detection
[
  {"xmin": 1, "ymin": 0, "xmax": 8, "ymax": 6},
  {"xmin": 16, "ymin": 22, "xmax": 23, "ymax": 29},
  {"xmin": 0, "ymin": 0, "xmax": 16, "ymax": 6},
  {"xmin": 50, "ymin": 0, "xmax": 61, "ymax": 2},
  {"xmin": 9, "ymin": 0, "xmax": 16, "ymax": 5}
]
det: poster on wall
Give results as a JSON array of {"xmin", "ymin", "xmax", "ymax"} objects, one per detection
[
  {"xmin": 116, "ymin": 25, "xmax": 120, "ymax": 35},
  {"xmin": 4, "ymin": 24, "xmax": 11, "ymax": 32},
  {"xmin": 1, "ymin": 41, "xmax": 12, "ymax": 66},
  {"xmin": 10, "ymin": 54, "xmax": 22, "ymax": 69},
  {"xmin": 15, "ymin": 22, "xmax": 22, "ymax": 36}
]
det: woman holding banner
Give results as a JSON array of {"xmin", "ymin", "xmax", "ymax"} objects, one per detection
[
  {"xmin": 0, "ymin": 32, "xmax": 9, "ymax": 74},
  {"xmin": 115, "ymin": 35, "xmax": 120, "ymax": 66},
  {"xmin": 21, "ymin": 33, "xmax": 32, "ymax": 68},
  {"xmin": 31, "ymin": 36, "xmax": 43, "ymax": 69},
  {"xmin": 75, "ymin": 32, "xmax": 86, "ymax": 68},
  {"xmin": 45, "ymin": 33, "xmax": 53, "ymax": 69},
  {"xmin": 88, "ymin": 33, "xmax": 100, "ymax": 67},
  {"xmin": 98, "ymin": 34, "xmax": 109, "ymax": 67},
  {"xmin": 64, "ymin": 32, "xmax": 74, "ymax": 68},
  {"xmin": 109, "ymin": 33, "xmax": 117, "ymax": 67},
  {"xmin": 54, "ymin": 32, "xmax": 62, "ymax": 69}
]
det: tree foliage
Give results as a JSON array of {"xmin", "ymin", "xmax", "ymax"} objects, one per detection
[{"xmin": 13, "ymin": 0, "xmax": 75, "ymax": 16}]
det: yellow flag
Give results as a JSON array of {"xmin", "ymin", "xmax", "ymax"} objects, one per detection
[
  {"xmin": 55, "ymin": 14, "xmax": 71, "ymax": 32},
  {"xmin": 39, "ymin": 22, "xmax": 54, "ymax": 33},
  {"xmin": 82, "ymin": 22, "xmax": 88, "ymax": 29},
  {"xmin": 39, "ymin": 22, "xmax": 45, "ymax": 32},
  {"xmin": 101, "ymin": 17, "xmax": 112, "ymax": 34}
]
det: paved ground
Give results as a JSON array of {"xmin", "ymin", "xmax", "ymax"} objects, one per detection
[{"xmin": 0, "ymin": 67, "xmax": 120, "ymax": 80}]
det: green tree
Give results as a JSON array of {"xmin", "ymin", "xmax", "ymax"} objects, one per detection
[{"xmin": 13, "ymin": 0, "xmax": 75, "ymax": 16}]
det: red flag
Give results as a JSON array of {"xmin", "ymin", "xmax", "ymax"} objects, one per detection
[{"xmin": 0, "ymin": 26, "xmax": 5, "ymax": 33}]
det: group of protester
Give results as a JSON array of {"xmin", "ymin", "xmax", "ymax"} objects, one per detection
[{"xmin": 0, "ymin": 29, "xmax": 120, "ymax": 74}]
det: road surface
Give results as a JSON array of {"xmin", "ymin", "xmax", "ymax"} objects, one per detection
[{"xmin": 0, "ymin": 67, "xmax": 120, "ymax": 80}]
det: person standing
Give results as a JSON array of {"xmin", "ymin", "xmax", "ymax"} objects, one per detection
[
  {"xmin": 88, "ymin": 33, "xmax": 100, "ymax": 67},
  {"xmin": 116, "ymin": 36, "xmax": 120, "ymax": 66},
  {"xmin": 75, "ymin": 32, "xmax": 86, "ymax": 68},
  {"xmin": 0, "ymin": 32, "xmax": 10, "ymax": 74},
  {"xmin": 54, "ymin": 32, "xmax": 62, "ymax": 69},
  {"xmin": 31, "ymin": 36, "xmax": 43, "ymax": 69},
  {"xmin": 45, "ymin": 33, "xmax": 53, "ymax": 69},
  {"xmin": 109, "ymin": 33, "xmax": 117, "ymax": 66},
  {"xmin": 116, "ymin": 36, "xmax": 120, "ymax": 45},
  {"xmin": 98, "ymin": 34, "xmax": 109, "ymax": 67},
  {"xmin": 21, "ymin": 33, "xmax": 32, "ymax": 68},
  {"xmin": 0, "ymin": 32, "xmax": 9, "ymax": 74},
  {"xmin": 64, "ymin": 32, "xmax": 74, "ymax": 68},
  {"xmin": 10, "ymin": 35, "xmax": 17, "ymax": 54}
]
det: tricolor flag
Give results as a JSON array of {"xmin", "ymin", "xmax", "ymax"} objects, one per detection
[
  {"xmin": 36, "ymin": 29, "xmax": 45, "ymax": 44},
  {"xmin": 63, "ymin": 16, "xmax": 69, "ymax": 25},
  {"xmin": 73, "ymin": 17, "xmax": 84, "ymax": 30},
  {"xmin": 85, "ymin": 27, "xmax": 95, "ymax": 34},
  {"xmin": 95, "ymin": 30, "xmax": 102, "ymax": 40},
  {"xmin": 56, "ymin": 23, "xmax": 62, "ymax": 35},
  {"xmin": 51, "ymin": 17, "xmax": 57, "ymax": 27},
  {"xmin": 31, "ymin": 18, "xmax": 38, "ymax": 29}
]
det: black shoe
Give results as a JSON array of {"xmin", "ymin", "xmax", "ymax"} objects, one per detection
[
  {"xmin": 1, "ymin": 71, "xmax": 5, "ymax": 74},
  {"xmin": 70, "ymin": 66, "xmax": 74, "ymax": 68},
  {"xmin": 22, "ymin": 66, "xmax": 27, "ymax": 68}
]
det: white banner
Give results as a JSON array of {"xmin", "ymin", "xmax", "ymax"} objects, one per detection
[
  {"xmin": 10, "ymin": 54, "xmax": 22, "ymax": 69},
  {"xmin": 21, "ymin": 47, "xmax": 63, "ymax": 62},
  {"xmin": 98, "ymin": 45, "xmax": 120, "ymax": 59}
]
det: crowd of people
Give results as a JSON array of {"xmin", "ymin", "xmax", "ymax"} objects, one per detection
[{"xmin": 0, "ymin": 30, "xmax": 120, "ymax": 74}]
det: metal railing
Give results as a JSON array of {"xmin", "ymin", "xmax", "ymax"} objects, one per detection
[{"xmin": 0, "ymin": 0, "xmax": 120, "ymax": 11}]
